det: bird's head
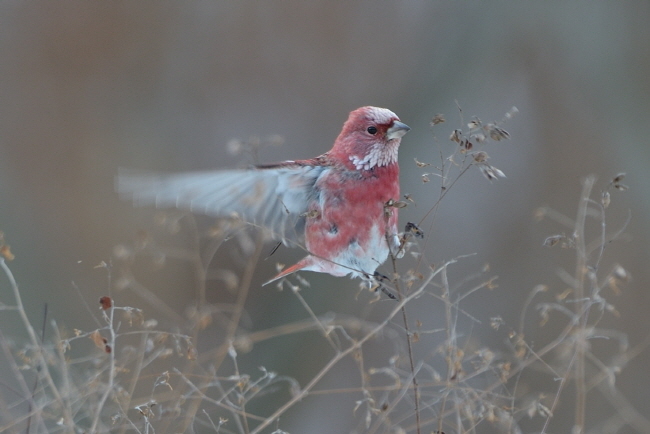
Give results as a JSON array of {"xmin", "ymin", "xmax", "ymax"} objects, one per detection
[{"xmin": 330, "ymin": 106, "xmax": 410, "ymax": 171}]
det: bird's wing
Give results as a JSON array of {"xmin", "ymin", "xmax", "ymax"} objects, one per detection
[{"xmin": 117, "ymin": 164, "xmax": 325, "ymax": 244}]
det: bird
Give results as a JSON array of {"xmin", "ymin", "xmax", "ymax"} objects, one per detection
[{"xmin": 117, "ymin": 106, "xmax": 410, "ymax": 285}]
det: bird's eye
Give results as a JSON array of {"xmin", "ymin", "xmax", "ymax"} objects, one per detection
[{"xmin": 367, "ymin": 126, "xmax": 378, "ymax": 135}]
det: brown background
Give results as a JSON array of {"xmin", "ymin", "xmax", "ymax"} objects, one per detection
[{"xmin": 1, "ymin": 2, "xmax": 649, "ymax": 433}]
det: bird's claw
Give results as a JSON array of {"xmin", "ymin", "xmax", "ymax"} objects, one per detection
[{"xmin": 368, "ymin": 271, "xmax": 397, "ymax": 300}]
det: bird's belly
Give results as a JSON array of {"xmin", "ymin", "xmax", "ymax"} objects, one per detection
[
  {"xmin": 333, "ymin": 222, "xmax": 390, "ymax": 277},
  {"xmin": 305, "ymin": 218, "xmax": 390, "ymax": 278},
  {"xmin": 303, "ymin": 170, "xmax": 399, "ymax": 278}
]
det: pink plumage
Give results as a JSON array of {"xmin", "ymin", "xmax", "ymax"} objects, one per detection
[{"xmin": 117, "ymin": 106, "xmax": 410, "ymax": 284}]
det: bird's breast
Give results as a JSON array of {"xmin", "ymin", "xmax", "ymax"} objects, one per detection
[{"xmin": 302, "ymin": 164, "xmax": 400, "ymax": 275}]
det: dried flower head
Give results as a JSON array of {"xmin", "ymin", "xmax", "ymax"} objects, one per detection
[
  {"xmin": 468, "ymin": 118, "xmax": 481, "ymax": 129},
  {"xmin": 472, "ymin": 151, "xmax": 489, "ymax": 163},
  {"xmin": 543, "ymin": 234, "xmax": 575, "ymax": 248},
  {"xmin": 0, "ymin": 244, "xmax": 14, "ymax": 261},
  {"xmin": 0, "ymin": 231, "xmax": 14, "ymax": 261},
  {"xmin": 431, "ymin": 114, "xmax": 445, "ymax": 125},
  {"xmin": 460, "ymin": 139, "xmax": 473, "ymax": 152},
  {"xmin": 485, "ymin": 124, "xmax": 510, "ymax": 141},
  {"xmin": 477, "ymin": 163, "xmax": 506, "ymax": 181},
  {"xmin": 612, "ymin": 172, "xmax": 628, "ymax": 191},
  {"xmin": 490, "ymin": 316, "xmax": 505, "ymax": 330},
  {"xmin": 450, "ymin": 129, "xmax": 462, "ymax": 143},
  {"xmin": 601, "ymin": 191, "xmax": 611, "ymax": 208},
  {"xmin": 414, "ymin": 158, "xmax": 430, "ymax": 168},
  {"xmin": 505, "ymin": 106, "xmax": 519, "ymax": 119}
]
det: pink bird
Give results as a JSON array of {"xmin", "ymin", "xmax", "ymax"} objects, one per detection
[{"xmin": 117, "ymin": 106, "xmax": 410, "ymax": 284}]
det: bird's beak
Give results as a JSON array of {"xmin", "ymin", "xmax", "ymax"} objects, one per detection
[{"xmin": 387, "ymin": 120, "xmax": 411, "ymax": 140}]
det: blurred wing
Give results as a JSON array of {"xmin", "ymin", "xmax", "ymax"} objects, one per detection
[{"xmin": 117, "ymin": 165, "xmax": 325, "ymax": 244}]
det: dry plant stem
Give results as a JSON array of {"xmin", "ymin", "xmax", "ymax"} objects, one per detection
[
  {"xmin": 572, "ymin": 177, "xmax": 594, "ymax": 434},
  {"xmin": 25, "ymin": 304, "xmax": 47, "ymax": 434},
  {"xmin": 367, "ymin": 365, "xmax": 422, "ymax": 434},
  {"xmin": 424, "ymin": 248, "xmax": 600, "ymax": 434},
  {"xmin": 248, "ymin": 265, "xmax": 443, "ymax": 434},
  {"xmin": 230, "ymin": 315, "xmax": 348, "ymax": 346},
  {"xmin": 291, "ymin": 288, "xmax": 341, "ymax": 351},
  {"xmin": 0, "ymin": 258, "xmax": 75, "ymax": 434},
  {"xmin": 0, "ymin": 330, "xmax": 47, "ymax": 433},
  {"xmin": 437, "ymin": 263, "xmax": 458, "ymax": 434},
  {"xmin": 387, "ymin": 231, "xmax": 422, "ymax": 434},
  {"xmin": 223, "ymin": 234, "xmax": 265, "ymax": 357},
  {"xmin": 186, "ymin": 215, "xmax": 208, "ymax": 306},
  {"xmin": 24, "ymin": 304, "xmax": 46, "ymax": 434},
  {"xmin": 199, "ymin": 236, "xmax": 227, "ymax": 300},
  {"xmin": 117, "ymin": 331, "xmax": 150, "ymax": 434},
  {"xmin": 173, "ymin": 368, "xmax": 268, "ymax": 423},
  {"xmin": 179, "ymin": 234, "xmax": 265, "ymax": 434},
  {"xmin": 128, "ymin": 278, "xmax": 185, "ymax": 323},
  {"xmin": 415, "ymin": 164, "xmax": 471, "ymax": 277},
  {"xmin": 398, "ymin": 293, "xmax": 421, "ymax": 434},
  {"xmin": 229, "ymin": 344, "xmax": 251, "ymax": 434},
  {"xmin": 89, "ymin": 294, "xmax": 117, "ymax": 433},
  {"xmin": 595, "ymin": 368, "xmax": 650, "ymax": 432},
  {"xmin": 416, "ymin": 154, "xmax": 471, "ymax": 227},
  {"xmin": 539, "ymin": 176, "xmax": 595, "ymax": 434},
  {"xmin": 51, "ymin": 322, "xmax": 77, "ymax": 431}
]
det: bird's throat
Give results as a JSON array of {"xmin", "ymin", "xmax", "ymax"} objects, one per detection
[{"xmin": 349, "ymin": 140, "xmax": 399, "ymax": 171}]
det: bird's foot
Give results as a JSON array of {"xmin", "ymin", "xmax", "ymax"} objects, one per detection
[{"xmin": 367, "ymin": 271, "xmax": 397, "ymax": 300}]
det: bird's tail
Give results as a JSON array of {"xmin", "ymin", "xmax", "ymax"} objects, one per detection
[{"xmin": 263, "ymin": 257, "xmax": 312, "ymax": 286}]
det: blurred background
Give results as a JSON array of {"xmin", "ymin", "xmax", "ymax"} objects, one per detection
[{"xmin": 1, "ymin": 2, "xmax": 649, "ymax": 433}]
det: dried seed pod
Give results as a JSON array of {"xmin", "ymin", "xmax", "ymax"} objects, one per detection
[
  {"xmin": 601, "ymin": 191, "xmax": 611, "ymax": 208},
  {"xmin": 430, "ymin": 114, "xmax": 445, "ymax": 125},
  {"xmin": 414, "ymin": 158, "xmax": 430, "ymax": 168},
  {"xmin": 405, "ymin": 222, "xmax": 425, "ymax": 238},
  {"xmin": 486, "ymin": 124, "xmax": 510, "ymax": 141},
  {"xmin": 99, "ymin": 296, "xmax": 113, "ymax": 310},
  {"xmin": 450, "ymin": 129, "xmax": 462, "ymax": 143}
]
